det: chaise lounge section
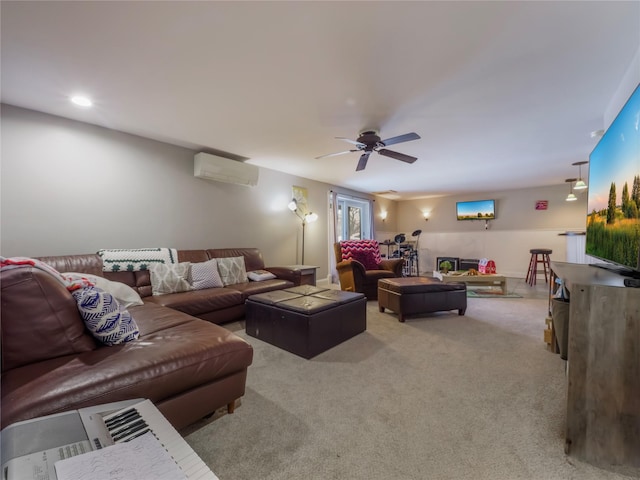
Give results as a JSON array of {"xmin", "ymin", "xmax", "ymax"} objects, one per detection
[{"xmin": 1, "ymin": 247, "xmax": 300, "ymax": 430}]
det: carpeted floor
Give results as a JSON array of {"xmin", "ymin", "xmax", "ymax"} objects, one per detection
[{"xmin": 183, "ymin": 278, "xmax": 637, "ymax": 480}]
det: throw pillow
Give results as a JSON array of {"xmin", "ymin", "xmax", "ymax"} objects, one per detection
[
  {"xmin": 72, "ymin": 286, "xmax": 140, "ymax": 346},
  {"xmin": 217, "ymin": 256, "xmax": 248, "ymax": 286},
  {"xmin": 189, "ymin": 259, "xmax": 224, "ymax": 290},
  {"xmin": 247, "ymin": 269, "xmax": 277, "ymax": 282},
  {"xmin": 149, "ymin": 262, "xmax": 193, "ymax": 295},
  {"xmin": 64, "ymin": 272, "xmax": 144, "ymax": 308},
  {"xmin": 340, "ymin": 240, "xmax": 382, "ymax": 270}
]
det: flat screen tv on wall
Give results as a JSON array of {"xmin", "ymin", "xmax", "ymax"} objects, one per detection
[
  {"xmin": 585, "ymin": 83, "xmax": 640, "ymax": 277},
  {"xmin": 456, "ymin": 199, "xmax": 495, "ymax": 221}
]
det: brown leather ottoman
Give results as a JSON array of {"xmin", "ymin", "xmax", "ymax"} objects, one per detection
[
  {"xmin": 378, "ymin": 277, "xmax": 467, "ymax": 322},
  {"xmin": 245, "ymin": 286, "xmax": 366, "ymax": 359}
]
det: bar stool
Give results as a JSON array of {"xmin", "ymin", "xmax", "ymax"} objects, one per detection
[{"xmin": 526, "ymin": 249, "xmax": 552, "ymax": 286}]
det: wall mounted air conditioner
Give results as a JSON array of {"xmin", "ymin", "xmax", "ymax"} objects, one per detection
[{"xmin": 194, "ymin": 152, "xmax": 259, "ymax": 187}]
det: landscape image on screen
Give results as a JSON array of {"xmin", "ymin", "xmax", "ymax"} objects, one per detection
[
  {"xmin": 456, "ymin": 200, "xmax": 495, "ymax": 221},
  {"xmin": 586, "ymin": 85, "xmax": 640, "ymax": 270}
]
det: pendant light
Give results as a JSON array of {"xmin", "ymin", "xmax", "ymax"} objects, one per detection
[
  {"xmin": 565, "ymin": 178, "xmax": 578, "ymax": 202},
  {"xmin": 572, "ymin": 161, "xmax": 588, "ymax": 190}
]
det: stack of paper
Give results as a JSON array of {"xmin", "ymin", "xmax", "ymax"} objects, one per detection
[{"xmin": 55, "ymin": 431, "xmax": 187, "ymax": 480}]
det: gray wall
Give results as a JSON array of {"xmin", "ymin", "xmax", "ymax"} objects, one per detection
[{"xmin": 0, "ymin": 105, "xmax": 341, "ymax": 280}]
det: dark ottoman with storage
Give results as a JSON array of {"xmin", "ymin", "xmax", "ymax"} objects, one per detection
[
  {"xmin": 245, "ymin": 285, "xmax": 366, "ymax": 359},
  {"xmin": 378, "ymin": 277, "xmax": 467, "ymax": 322}
]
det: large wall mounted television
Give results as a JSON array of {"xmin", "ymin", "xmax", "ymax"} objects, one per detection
[
  {"xmin": 456, "ymin": 199, "xmax": 495, "ymax": 221},
  {"xmin": 586, "ymin": 83, "xmax": 640, "ymax": 277}
]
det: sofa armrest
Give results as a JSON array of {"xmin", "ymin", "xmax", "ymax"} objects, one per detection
[
  {"xmin": 264, "ymin": 267, "xmax": 302, "ymax": 285},
  {"xmin": 379, "ymin": 258, "xmax": 404, "ymax": 276},
  {"xmin": 336, "ymin": 259, "xmax": 367, "ymax": 276}
]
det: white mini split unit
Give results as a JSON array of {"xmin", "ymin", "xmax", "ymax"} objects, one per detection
[{"xmin": 194, "ymin": 152, "xmax": 259, "ymax": 187}]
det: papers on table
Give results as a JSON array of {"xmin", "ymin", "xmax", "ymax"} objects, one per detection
[{"xmin": 54, "ymin": 431, "xmax": 187, "ymax": 480}]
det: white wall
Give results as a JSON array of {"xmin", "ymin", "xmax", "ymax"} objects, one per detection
[
  {"xmin": 605, "ymin": 45, "xmax": 640, "ymax": 127},
  {"xmin": 392, "ymin": 185, "xmax": 587, "ymax": 277}
]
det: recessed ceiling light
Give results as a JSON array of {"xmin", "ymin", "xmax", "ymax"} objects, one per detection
[{"xmin": 71, "ymin": 95, "xmax": 93, "ymax": 107}]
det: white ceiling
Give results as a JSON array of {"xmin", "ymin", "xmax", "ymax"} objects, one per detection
[{"xmin": 2, "ymin": 1, "xmax": 639, "ymax": 200}]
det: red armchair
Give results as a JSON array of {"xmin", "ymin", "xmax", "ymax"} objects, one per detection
[{"xmin": 334, "ymin": 240, "xmax": 404, "ymax": 300}]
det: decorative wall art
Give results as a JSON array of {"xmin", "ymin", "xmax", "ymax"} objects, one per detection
[{"xmin": 292, "ymin": 186, "xmax": 309, "ymax": 213}]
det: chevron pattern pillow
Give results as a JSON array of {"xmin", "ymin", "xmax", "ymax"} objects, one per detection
[
  {"xmin": 340, "ymin": 240, "xmax": 382, "ymax": 270},
  {"xmin": 72, "ymin": 286, "xmax": 139, "ymax": 346}
]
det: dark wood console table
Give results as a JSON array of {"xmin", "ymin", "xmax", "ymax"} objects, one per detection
[{"xmin": 550, "ymin": 261, "xmax": 639, "ymax": 473}]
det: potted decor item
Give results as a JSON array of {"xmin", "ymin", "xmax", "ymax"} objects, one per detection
[{"xmin": 439, "ymin": 260, "xmax": 453, "ymax": 274}]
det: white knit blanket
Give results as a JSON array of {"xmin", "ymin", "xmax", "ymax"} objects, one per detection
[{"xmin": 98, "ymin": 248, "xmax": 178, "ymax": 272}]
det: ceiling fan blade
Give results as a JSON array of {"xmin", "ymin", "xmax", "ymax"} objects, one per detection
[
  {"xmin": 377, "ymin": 149, "xmax": 417, "ymax": 164},
  {"xmin": 336, "ymin": 137, "xmax": 365, "ymax": 147},
  {"xmin": 381, "ymin": 132, "xmax": 421, "ymax": 147},
  {"xmin": 356, "ymin": 152, "xmax": 371, "ymax": 171},
  {"xmin": 315, "ymin": 149, "xmax": 358, "ymax": 159}
]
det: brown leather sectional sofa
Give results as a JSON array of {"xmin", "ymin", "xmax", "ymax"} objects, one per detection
[{"xmin": 1, "ymin": 248, "xmax": 303, "ymax": 430}]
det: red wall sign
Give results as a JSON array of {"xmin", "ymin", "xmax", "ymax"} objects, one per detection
[{"xmin": 535, "ymin": 200, "xmax": 548, "ymax": 210}]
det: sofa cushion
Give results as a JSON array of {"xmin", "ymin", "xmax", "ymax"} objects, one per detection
[
  {"xmin": 72, "ymin": 286, "xmax": 140, "ymax": 345},
  {"xmin": 105, "ymin": 270, "xmax": 153, "ymax": 299},
  {"xmin": 189, "ymin": 259, "xmax": 224, "ymax": 290},
  {"xmin": 144, "ymin": 287, "xmax": 244, "ymax": 317},
  {"xmin": 206, "ymin": 248, "xmax": 266, "ymax": 272},
  {"xmin": 228, "ymin": 278, "xmax": 295, "ymax": 299},
  {"xmin": 149, "ymin": 262, "xmax": 193, "ymax": 295},
  {"xmin": 38, "ymin": 254, "xmax": 104, "ymax": 277},
  {"xmin": 0, "ymin": 266, "xmax": 97, "ymax": 371},
  {"xmin": 0, "ymin": 303, "xmax": 253, "ymax": 429},
  {"xmin": 64, "ymin": 272, "xmax": 144, "ymax": 308},
  {"xmin": 340, "ymin": 240, "xmax": 382, "ymax": 270},
  {"xmin": 217, "ymin": 256, "xmax": 248, "ymax": 286}
]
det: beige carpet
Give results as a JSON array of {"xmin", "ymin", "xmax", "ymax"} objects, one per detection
[{"xmin": 184, "ymin": 280, "xmax": 637, "ymax": 480}]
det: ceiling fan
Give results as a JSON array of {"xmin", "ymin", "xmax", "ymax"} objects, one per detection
[{"xmin": 316, "ymin": 130, "xmax": 421, "ymax": 171}]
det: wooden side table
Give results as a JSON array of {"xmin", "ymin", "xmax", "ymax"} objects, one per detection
[{"xmin": 283, "ymin": 265, "xmax": 318, "ymax": 286}]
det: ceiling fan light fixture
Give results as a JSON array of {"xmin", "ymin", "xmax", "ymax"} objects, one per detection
[
  {"xmin": 566, "ymin": 193, "xmax": 577, "ymax": 202},
  {"xmin": 317, "ymin": 131, "xmax": 421, "ymax": 171}
]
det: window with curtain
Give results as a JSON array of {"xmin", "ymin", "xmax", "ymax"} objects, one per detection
[{"xmin": 328, "ymin": 191, "xmax": 376, "ymax": 284}]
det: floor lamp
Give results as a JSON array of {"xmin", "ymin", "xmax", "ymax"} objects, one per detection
[{"xmin": 288, "ymin": 199, "xmax": 318, "ymax": 265}]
